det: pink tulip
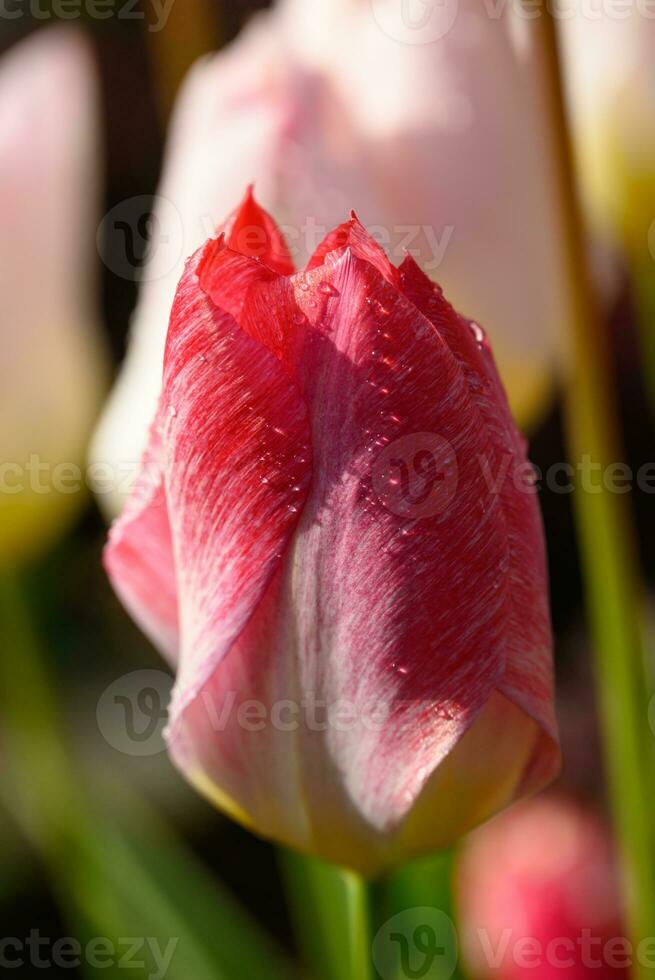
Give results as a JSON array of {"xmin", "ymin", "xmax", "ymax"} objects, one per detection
[
  {"xmin": 458, "ymin": 797, "xmax": 628, "ymax": 979},
  {"xmin": 105, "ymin": 191, "xmax": 559, "ymax": 874}
]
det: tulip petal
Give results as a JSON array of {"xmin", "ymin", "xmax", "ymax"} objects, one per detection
[
  {"xmin": 197, "ymin": 236, "xmax": 278, "ymax": 326},
  {"xmin": 222, "ymin": 185, "xmax": 295, "ymax": 276},
  {"xmin": 311, "ymin": 215, "xmax": 558, "ymax": 780},
  {"xmin": 306, "ymin": 211, "xmax": 400, "ymax": 287},
  {"xmin": 105, "ymin": 424, "xmax": 178, "ymax": 663},
  {"xmin": 397, "ymin": 256, "xmax": 559, "ymax": 787},
  {"xmin": 105, "ymin": 243, "xmax": 312, "ymax": 689}
]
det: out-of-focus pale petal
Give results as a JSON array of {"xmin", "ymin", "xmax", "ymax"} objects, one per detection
[
  {"xmin": 89, "ymin": 19, "xmax": 297, "ymax": 517},
  {"xmin": 278, "ymin": 0, "xmax": 570, "ymax": 425},
  {"xmin": 0, "ymin": 28, "xmax": 106, "ymax": 565},
  {"xmin": 562, "ymin": 12, "xmax": 655, "ymax": 250},
  {"xmin": 92, "ymin": 0, "xmax": 570, "ymax": 518}
]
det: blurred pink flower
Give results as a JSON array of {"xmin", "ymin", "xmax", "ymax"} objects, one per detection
[
  {"xmin": 458, "ymin": 797, "xmax": 628, "ymax": 980},
  {"xmin": 91, "ymin": 0, "xmax": 570, "ymax": 517},
  {"xmin": 0, "ymin": 28, "xmax": 106, "ymax": 565}
]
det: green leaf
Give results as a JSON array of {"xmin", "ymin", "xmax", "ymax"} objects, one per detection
[{"xmin": 0, "ymin": 570, "xmax": 295, "ymax": 980}]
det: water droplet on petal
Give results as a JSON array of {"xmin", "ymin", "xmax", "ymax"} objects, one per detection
[{"xmin": 469, "ymin": 321, "xmax": 485, "ymax": 344}]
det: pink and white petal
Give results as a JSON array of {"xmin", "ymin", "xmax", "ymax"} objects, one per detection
[
  {"xmin": 240, "ymin": 249, "xmax": 516, "ymax": 844},
  {"xmin": 104, "ymin": 423, "xmax": 179, "ymax": 664},
  {"xmin": 106, "ymin": 242, "xmax": 312, "ymax": 722},
  {"xmin": 159, "ymin": 246, "xmax": 311, "ymax": 729},
  {"xmin": 398, "ymin": 256, "xmax": 559, "ymax": 787}
]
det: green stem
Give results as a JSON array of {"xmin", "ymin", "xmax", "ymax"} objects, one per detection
[
  {"xmin": 371, "ymin": 850, "xmax": 462, "ymax": 980},
  {"xmin": 280, "ymin": 850, "xmax": 372, "ymax": 980},
  {"xmin": 538, "ymin": 7, "xmax": 655, "ymax": 967}
]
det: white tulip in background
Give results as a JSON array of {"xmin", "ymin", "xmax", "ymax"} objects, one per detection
[
  {"xmin": 91, "ymin": 0, "xmax": 572, "ymax": 518},
  {"xmin": 0, "ymin": 28, "xmax": 107, "ymax": 564}
]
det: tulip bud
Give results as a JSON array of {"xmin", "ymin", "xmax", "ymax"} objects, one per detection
[
  {"xmin": 91, "ymin": 0, "xmax": 570, "ymax": 518},
  {"xmin": 0, "ymin": 28, "xmax": 106, "ymax": 566},
  {"xmin": 457, "ymin": 797, "xmax": 627, "ymax": 979},
  {"xmin": 105, "ymin": 192, "xmax": 559, "ymax": 875}
]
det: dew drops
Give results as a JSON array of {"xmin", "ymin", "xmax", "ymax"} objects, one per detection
[
  {"xmin": 469, "ymin": 321, "xmax": 485, "ymax": 344},
  {"xmin": 292, "ymin": 311, "xmax": 307, "ymax": 326},
  {"xmin": 287, "ymin": 504, "xmax": 299, "ymax": 514},
  {"xmin": 319, "ymin": 281, "xmax": 339, "ymax": 297},
  {"xmin": 168, "ymin": 404, "xmax": 177, "ymax": 418}
]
